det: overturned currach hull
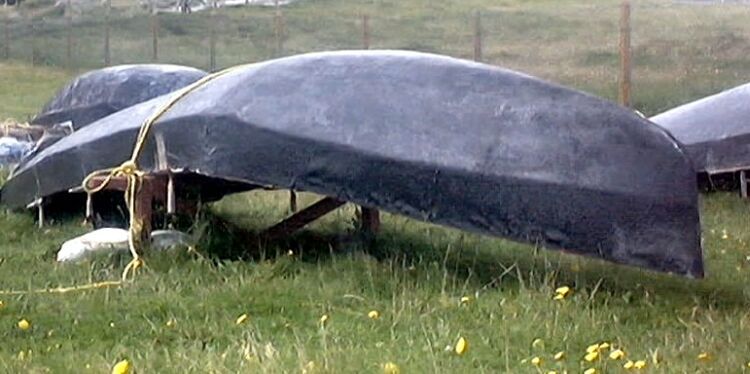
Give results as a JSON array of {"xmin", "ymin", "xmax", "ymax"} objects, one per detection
[
  {"xmin": 32, "ymin": 64, "xmax": 207, "ymax": 130},
  {"xmin": 651, "ymin": 82, "xmax": 750, "ymax": 174},
  {"xmin": 2, "ymin": 51, "xmax": 704, "ymax": 277}
]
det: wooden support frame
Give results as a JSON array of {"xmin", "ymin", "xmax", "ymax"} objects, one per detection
[
  {"xmin": 289, "ymin": 190, "xmax": 297, "ymax": 212},
  {"xmin": 741, "ymin": 170, "xmax": 748, "ymax": 198},
  {"xmin": 85, "ymin": 173, "xmax": 380, "ymax": 245},
  {"xmin": 261, "ymin": 196, "xmax": 345, "ymax": 241},
  {"xmin": 86, "ymin": 175, "xmax": 166, "ymax": 242},
  {"xmin": 359, "ymin": 206, "xmax": 380, "ymax": 234}
]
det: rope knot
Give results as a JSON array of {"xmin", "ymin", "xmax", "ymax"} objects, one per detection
[{"xmin": 118, "ymin": 161, "xmax": 138, "ymax": 176}]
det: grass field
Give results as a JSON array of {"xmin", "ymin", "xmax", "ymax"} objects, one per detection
[
  {"xmin": 3, "ymin": 0, "xmax": 750, "ymax": 114},
  {"xmin": 3, "ymin": 0, "xmax": 750, "ymax": 372}
]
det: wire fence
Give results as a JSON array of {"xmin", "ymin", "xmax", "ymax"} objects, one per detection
[{"xmin": 1, "ymin": 0, "xmax": 749, "ymax": 115}]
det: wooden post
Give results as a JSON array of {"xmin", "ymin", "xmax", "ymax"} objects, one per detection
[
  {"xmin": 37, "ymin": 199, "xmax": 44, "ymax": 228},
  {"xmin": 362, "ymin": 14, "xmax": 370, "ymax": 49},
  {"xmin": 289, "ymin": 190, "xmax": 297, "ymax": 212},
  {"xmin": 209, "ymin": 3, "xmax": 216, "ymax": 71},
  {"xmin": 619, "ymin": 0, "xmax": 632, "ymax": 107},
  {"xmin": 741, "ymin": 171, "xmax": 748, "ymax": 198},
  {"xmin": 273, "ymin": 0, "xmax": 284, "ymax": 57},
  {"xmin": 85, "ymin": 194, "xmax": 94, "ymax": 224},
  {"xmin": 66, "ymin": 0, "xmax": 72, "ymax": 70},
  {"xmin": 3, "ymin": 18, "xmax": 9, "ymax": 60},
  {"xmin": 473, "ymin": 10, "xmax": 482, "ymax": 62},
  {"xmin": 104, "ymin": 0, "xmax": 111, "ymax": 66},
  {"xmin": 360, "ymin": 206, "xmax": 380, "ymax": 235},
  {"xmin": 151, "ymin": 11, "xmax": 159, "ymax": 62},
  {"xmin": 85, "ymin": 176, "xmax": 167, "ymax": 243},
  {"xmin": 29, "ymin": 17, "xmax": 35, "ymax": 66},
  {"xmin": 134, "ymin": 180, "xmax": 153, "ymax": 245}
]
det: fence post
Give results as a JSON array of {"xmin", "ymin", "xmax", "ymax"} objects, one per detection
[
  {"xmin": 104, "ymin": 0, "xmax": 111, "ymax": 66},
  {"xmin": 3, "ymin": 18, "xmax": 9, "ymax": 60},
  {"xmin": 151, "ymin": 8, "xmax": 159, "ymax": 62},
  {"xmin": 362, "ymin": 14, "xmax": 370, "ymax": 49},
  {"xmin": 273, "ymin": 0, "xmax": 284, "ymax": 57},
  {"xmin": 209, "ymin": 2, "xmax": 216, "ymax": 71},
  {"xmin": 619, "ymin": 0, "xmax": 632, "ymax": 107},
  {"xmin": 473, "ymin": 10, "xmax": 482, "ymax": 62},
  {"xmin": 66, "ymin": 0, "xmax": 72, "ymax": 70},
  {"xmin": 29, "ymin": 17, "xmax": 35, "ymax": 66}
]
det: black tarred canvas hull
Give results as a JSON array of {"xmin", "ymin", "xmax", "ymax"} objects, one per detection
[
  {"xmin": 3, "ymin": 51, "xmax": 704, "ymax": 277},
  {"xmin": 32, "ymin": 64, "xmax": 207, "ymax": 129},
  {"xmin": 651, "ymin": 83, "xmax": 750, "ymax": 174}
]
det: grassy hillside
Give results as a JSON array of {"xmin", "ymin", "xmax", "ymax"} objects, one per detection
[
  {"xmin": 2, "ymin": 0, "xmax": 750, "ymax": 372},
  {"xmin": 2, "ymin": 0, "xmax": 750, "ymax": 115},
  {"xmin": 0, "ymin": 63, "xmax": 72, "ymax": 120}
]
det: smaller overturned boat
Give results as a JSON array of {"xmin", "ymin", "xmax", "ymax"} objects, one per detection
[
  {"xmin": 651, "ymin": 83, "xmax": 750, "ymax": 175},
  {"xmin": 32, "ymin": 64, "xmax": 207, "ymax": 130}
]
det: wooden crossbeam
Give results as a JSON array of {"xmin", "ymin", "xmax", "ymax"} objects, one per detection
[{"xmin": 261, "ymin": 196, "xmax": 345, "ymax": 240}]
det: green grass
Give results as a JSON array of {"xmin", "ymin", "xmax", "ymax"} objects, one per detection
[
  {"xmin": 0, "ymin": 64, "xmax": 74, "ymax": 121},
  {"xmin": 2, "ymin": 189, "xmax": 750, "ymax": 373},
  {"xmin": 3, "ymin": 1, "xmax": 750, "ymax": 372},
  {"xmin": 3, "ymin": 0, "xmax": 750, "ymax": 115}
]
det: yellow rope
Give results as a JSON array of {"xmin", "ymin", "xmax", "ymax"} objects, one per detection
[
  {"xmin": 81, "ymin": 65, "xmax": 245, "ymax": 282},
  {"xmin": 0, "ymin": 281, "xmax": 123, "ymax": 295}
]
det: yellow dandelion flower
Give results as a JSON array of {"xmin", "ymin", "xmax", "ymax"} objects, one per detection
[
  {"xmin": 302, "ymin": 360, "xmax": 317, "ymax": 374},
  {"xmin": 0, "ymin": 300, "xmax": 4, "ymax": 309},
  {"xmin": 236, "ymin": 313, "xmax": 249, "ymax": 325},
  {"xmin": 546, "ymin": 371, "xmax": 558, "ymax": 374},
  {"xmin": 17, "ymin": 319, "xmax": 30, "ymax": 331},
  {"xmin": 532, "ymin": 338, "xmax": 544, "ymax": 349},
  {"xmin": 584, "ymin": 351, "xmax": 600, "ymax": 362},
  {"xmin": 584, "ymin": 369, "xmax": 597, "ymax": 374},
  {"xmin": 609, "ymin": 349, "xmax": 626, "ymax": 360},
  {"xmin": 383, "ymin": 362, "xmax": 400, "ymax": 374},
  {"xmin": 722, "ymin": 230, "xmax": 729, "ymax": 239},
  {"xmin": 111, "ymin": 359, "xmax": 132, "ymax": 374},
  {"xmin": 623, "ymin": 360, "xmax": 635, "ymax": 369},
  {"xmin": 746, "ymin": 361, "xmax": 750, "ymax": 368},
  {"xmin": 698, "ymin": 352, "xmax": 711, "ymax": 361},
  {"xmin": 555, "ymin": 286, "xmax": 571, "ymax": 296},
  {"xmin": 368, "ymin": 310, "xmax": 380, "ymax": 320},
  {"xmin": 634, "ymin": 360, "xmax": 646, "ymax": 369},
  {"xmin": 460, "ymin": 296, "xmax": 472, "ymax": 305},
  {"xmin": 586, "ymin": 343, "xmax": 600, "ymax": 353},
  {"xmin": 455, "ymin": 337, "xmax": 468, "ymax": 355},
  {"xmin": 531, "ymin": 356, "xmax": 542, "ymax": 366},
  {"xmin": 553, "ymin": 294, "xmax": 565, "ymax": 301},
  {"xmin": 319, "ymin": 314, "xmax": 329, "ymax": 326},
  {"xmin": 166, "ymin": 319, "xmax": 176, "ymax": 328},
  {"xmin": 554, "ymin": 351, "xmax": 565, "ymax": 360},
  {"xmin": 598, "ymin": 342, "xmax": 610, "ymax": 350}
]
